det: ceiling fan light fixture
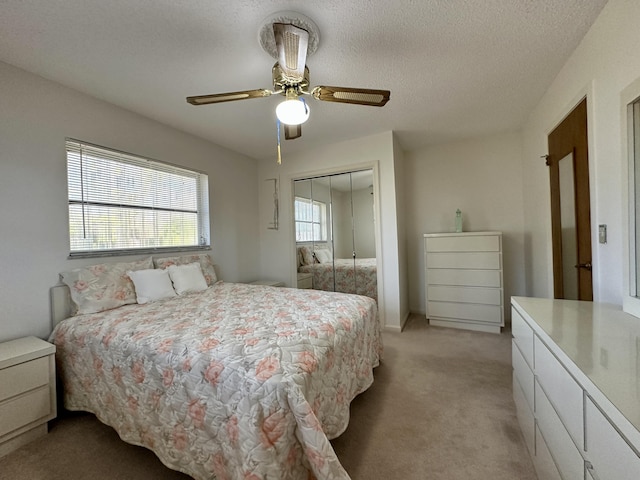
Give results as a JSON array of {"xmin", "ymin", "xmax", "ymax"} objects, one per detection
[{"xmin": 276, "ymin": 96, "xmax": 310, "ymax": 125}]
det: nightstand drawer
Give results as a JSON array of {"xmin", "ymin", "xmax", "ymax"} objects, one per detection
[
  {"xmin": 0, "ymin": 386, "xmax": 51, "ymax": 437},
  {"xmin": 0, "ymin": 356, "xmax": 49, "ymax": 403}
]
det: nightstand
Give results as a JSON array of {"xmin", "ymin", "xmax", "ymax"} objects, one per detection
[
  {"xmin": 250, "ymin": 280, "xmax": 285, "ymax": 287},
  {"xmin": 297, "ymin": 272, "xmax": 313, "ymax": 289},
  {"xmin": 0, "ymin": 336, "xmax": 56, "ymax": 458}
]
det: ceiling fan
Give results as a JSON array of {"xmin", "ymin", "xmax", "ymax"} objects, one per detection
[{"xmin": 186, "ymin": 12, "xmax": 390, "ymax": 143}]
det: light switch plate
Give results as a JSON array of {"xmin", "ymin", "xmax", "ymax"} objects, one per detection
[{"xmin": 599, "ymin": 224, "xmax": 607, "ymax": 244}]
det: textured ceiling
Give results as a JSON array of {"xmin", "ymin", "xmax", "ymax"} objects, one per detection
[{"xmin": 0, "ymin": 0, "xmax": 608, "ymax": 161}]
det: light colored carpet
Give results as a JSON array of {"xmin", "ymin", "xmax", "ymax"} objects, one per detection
[{"xmin": 0, "ymin": 314, "xmax": 536, "ymax": 479}]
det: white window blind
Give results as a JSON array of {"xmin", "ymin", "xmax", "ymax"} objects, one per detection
[
  {"xmin": 66, "ymin": 139, "xmax": 209, "ymax": 257},
  {"xmin": 294, "ymin": 196, "xmax": 326, "ymax": 242}
]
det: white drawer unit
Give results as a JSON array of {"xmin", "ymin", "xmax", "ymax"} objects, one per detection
[
  {"xmin": 424, "ymin": 232, "xmax": 503, "ymax": 333},
  {"xmin": 0, "ymin": 336, "xmax": 56, "ymax": 458},
  {"xmin": 511, "ymin": 297, "xmax": 640, "ymax": 480}
]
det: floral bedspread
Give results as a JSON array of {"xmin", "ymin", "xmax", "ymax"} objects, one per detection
[
  {"xmin": 299, "ymin": 258, "xmax": 377, "ymax": 302},
  {"xmin": 49, "ymin": 282, "xmax": 381, "ymax": 480}
]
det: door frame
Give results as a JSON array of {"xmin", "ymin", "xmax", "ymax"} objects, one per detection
[
  {"xmin": 288, "ymin": 161, "xmax": 385, "ymax": 319},
  {"xmin": 547, "ymin": 96, "xmax": 593, "ymax": 300}
]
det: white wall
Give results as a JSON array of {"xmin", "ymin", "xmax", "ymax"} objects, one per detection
[
  {"xmin": 521, "ymin": 0, "xmax": 640, "ymax": 304},
  {"xmin": 0, "ymin": 61, "xmax": 260, "ymax": 343},
  {"xmin": 257, "ymin": 131, "xmax": 408, "ymax": 330},
  {"xmin": 403, "ymin": 132, "xmax": 526, "ymax": 319}
]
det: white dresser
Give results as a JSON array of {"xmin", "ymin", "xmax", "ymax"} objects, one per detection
[
  {"xmin": 424, "ymin": 231, "xmax": 504, "ymax": 333},
  {"xmin": 511, "ymin": 297, "xmax": 640, "ymax": 480},
  {"xmin": 0, "ymin": 336, "xmax": 56, "ymax": 457}
]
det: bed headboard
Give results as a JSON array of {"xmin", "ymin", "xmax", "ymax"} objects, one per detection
[{"xmin": 50, "ymin": 284, "xmax": 72, "ymax": 327}]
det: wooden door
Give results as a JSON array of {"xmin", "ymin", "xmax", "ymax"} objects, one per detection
[{"xmin": 547, "ymin": 98, "xmax": 592, "ymax": 300}]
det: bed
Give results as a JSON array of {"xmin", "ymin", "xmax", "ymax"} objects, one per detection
[
  {"xmin": 297, "ymin": 246, "xmax": 377, "ymax": 301},
  {"xmin": 48, "ymin": 255, "xmax": 381, "ymax": 480}
]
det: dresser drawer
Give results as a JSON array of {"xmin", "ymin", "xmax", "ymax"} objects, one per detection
[
  {"xmin": 535, "ymin": 337, "xmax": 584, "ymax": 449},
  {"xmin": 427, "ymin": 285, "xmax": 501, "ymax": 305},
  {"xmin": 534, "ymin": 424, "xmax": 563, "ymax": 480},
  {"xmin": 426, "ymin": 252, "xmax": 501, "ymax": 270},
  {"xmin": 512, "ymin": 339, "xmax": 534, "ymax": 411},
  {"xmin": 428, "ymin": 301, "xmax": 501, "ymax": 324},
  {"xmin": 0, "ymin": 386, "xmax": 51, "ymax": 437},
  {"xmin": 535, "ymin": 379, "xmax": 584, "ymax": 480},
  {"xmin": 513, "ymin": 370, "xmax": 535, "ymax": 456},
  {"xmin": 425, "ymin": 234, "xmax": 500, "ymax": 252},
  {"xmin": 0, "ymin": 356, "xmax": 50, "ymax": 403},
  {"xmin": 427, "ymin": 268, "xmax": 501, "ymax": 288},
  {"xmin": 585, "ymin": 398, "xmax": 640, "ymax": 480},
  {"xmin": 511, "ymin": 308, "xmax": 534, "ymax": 370}
]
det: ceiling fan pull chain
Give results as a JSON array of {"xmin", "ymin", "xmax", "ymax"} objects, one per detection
[{"xmin": 276, "ymin": 119, "xmax": 282, "ymax": 165}]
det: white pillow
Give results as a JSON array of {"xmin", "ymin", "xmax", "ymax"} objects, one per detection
[
  {"xmin": 168, "ymin": 262, "xmax": 208, "ymax": 295},
  {"xmin": 127, "ymin": 269, "xmax": 177, "ymax": 304},
  {"xmin": 315, "ymin": 249, "xmax": 333, "ymax": 264}
]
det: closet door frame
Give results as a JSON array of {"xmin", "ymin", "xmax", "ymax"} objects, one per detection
[{"xmin": 289, "ymin": 161, "xmax": 384, "ymax": 320}]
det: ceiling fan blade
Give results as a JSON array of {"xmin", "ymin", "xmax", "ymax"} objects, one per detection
[
  {"xmin": 311, "ymin": 86, "xmax": 390, "ymax": 107},
  {"xmin": 273, "ymin": 23, "xmax": 309, "ymax": 82},
  {"xmin": 284, "ymin": 123, "xmax": 302, "ymax": 140},
  {"xmin": 186, "ymin": 89, "xmax": 272, "ymax": 105}
]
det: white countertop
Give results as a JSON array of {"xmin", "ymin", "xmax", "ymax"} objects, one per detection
[{"xmin": 511, "ymin": 296, "xmax": 640, "ymax": 447}]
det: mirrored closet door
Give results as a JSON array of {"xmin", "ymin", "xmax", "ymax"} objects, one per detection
[{"xmin": 294, "ymin": 169, "xmax": 378, "ymax": 302}]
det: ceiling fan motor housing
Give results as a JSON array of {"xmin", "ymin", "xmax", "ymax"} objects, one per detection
[{"xmin": 272, "ymin": 63, "xmax": 309, "ymax": 93}]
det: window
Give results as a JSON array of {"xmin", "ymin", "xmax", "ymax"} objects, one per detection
[
  {"xmin": 294, "ymin": 196, "xmax": 327, "ymax": 242},
  {"xmin": 622, "ymin": 77, "xmax": 640, "ymax": 317},
  {"xmin": 66, "ymin": 139, "xmax": 209, "ymax": 257}
]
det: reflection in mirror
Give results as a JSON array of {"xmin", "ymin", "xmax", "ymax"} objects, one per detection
[
  {"xmin": 293, "ymin": 169, "xmax": 378, "ymax": 303},
  {"xmin": 559, "ymin": 152, "xmax": 578, "ymax": 300}
]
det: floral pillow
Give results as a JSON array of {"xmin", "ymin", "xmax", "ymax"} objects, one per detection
[
  {"xmin": 61, "ymin": 257, "xmax": 153, "ymax": 315},
  {"xmin": 298, "ymin": 246, "xmax": 314, "ymax": 266},
  {"xmin": 153, "ymin": 254, "xmax": 217, "ymax": 286}
]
